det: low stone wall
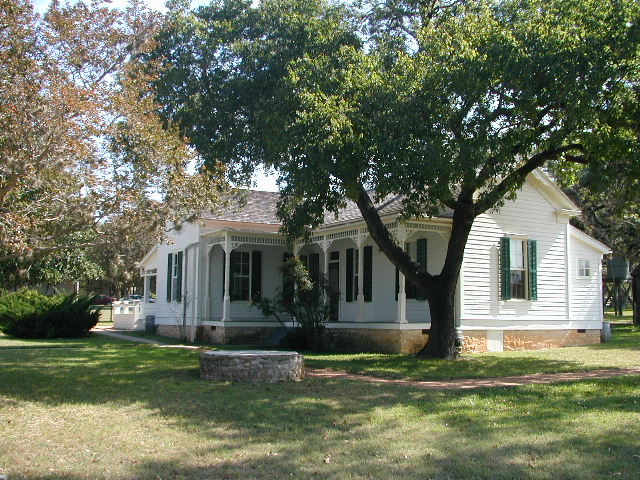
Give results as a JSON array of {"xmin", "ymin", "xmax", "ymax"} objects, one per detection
[{"xmin": 199, "ymin": 350, "xmax": 304, "ymax": 382}]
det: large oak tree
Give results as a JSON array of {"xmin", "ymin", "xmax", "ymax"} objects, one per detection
[
  {"xmin": 155, "ymin": 0, "xmax": 640, "ymax": 358},
  {"xmin": 0, "ymin": 0, "xmax": 228, "ymax": 279}
]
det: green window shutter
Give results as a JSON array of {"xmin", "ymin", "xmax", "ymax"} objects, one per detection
[
  {"xmin": 415, "ymin": 238, "xmax": 427, "ymax": 301},
  {"xmin": 363, "ymin": 246, "xmax": 373, "ymax": 302},
  {"xmin": 166, "ymin": 253, "xmax": 173, "ymax": 302},
  {"xmin": 175, "ymin": 251, "xmax": 183, "ymax": 303},
  {"xmin": 251, "ymin": 250, "xmax": 262, "ymax": 299},
  {"xmin": 309, "ymin": 253, "xmax": 320, "ymax": 285},
  {"xmin": 346, "ymin": 248, "xmax": 354, "ymax": 303},
  {"xmin": 527, "ymin": 239, "xmax": 538, "ymax": 301},
  {"xmin": 500, "ymin": 237, "xmax": 511, "ymax": 300}
]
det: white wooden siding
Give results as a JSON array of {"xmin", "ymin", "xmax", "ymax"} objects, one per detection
[
  {"xmin": 150, "ymin": 176, "xmax": 605, "ymax": 332},
  {"xmin": 461, "ymin": 181, "xmax": 570, "ymax": 326},
  {"xmin": 570, "ymin": 235, "xmax": 604, "ymax": 322},
  {"xmin": 154, "ymin": 223, "xmax": 201, "ymax": 326}
]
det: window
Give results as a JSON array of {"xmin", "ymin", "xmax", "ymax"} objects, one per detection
[
  {"xmin": 346, "ymin": 246, "xmax": 373, "ymax": 302},
  {"xmin": 500, "ymin": 237, "xmax": 537, "ymax": 300},
  {"xmin": 510, "ymin": 239, "xmax": 526, "ymax": 299},
  {"xmin": 578, "ymin": 259, "xmax": 591, "ymax": 278},
  {"xmin": 282, "ymin": 253, "xmax": 321, "ymax": 302},
  {"xmin": 166, "ymin": 252, "xmax": 183, "ymax": 303},
  {"xmin": 300, "ymin": 253, "xmax": 321, "ymax": 285},
  {"xmin": 395, "ymin": 238, "xmax": 427, "ymax": 301},
  {"xmin": 231, "ymin": 251, "xmax": 251, "ymax": 301},
  {"xmin": 227, "ymin": 250, "xmax": 262, "ymax": 301}
]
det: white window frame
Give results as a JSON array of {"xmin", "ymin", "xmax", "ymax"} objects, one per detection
[
  {"xmin": 170, "ymin": 252, "xmax": 181, "ymax": 303},
  {"xmin": 577, "ymin": 258, "xmax": 592, "ymax": 278},
  {"xmin": 509, "ymin": 238, "xmax": 527, "ymax": 300}
]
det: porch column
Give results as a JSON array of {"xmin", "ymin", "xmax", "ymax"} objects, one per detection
[
  {"xmin": 190, "ymin": 245, "xmax": 200, "ymax": 343},
  {"xmin": 205, "ymin": 245, "xmax": 212, "ymax": 321},
  {"xmin": 357, "ymin": 241, "xmax": 365, "ymax": 322},
  {"xmin": 396, "ymin": 226, "xmax": 408, "ymax": 324},
  {"xmin": 221, "ymin": 234, "xmax": 231, "ymax": 322}
]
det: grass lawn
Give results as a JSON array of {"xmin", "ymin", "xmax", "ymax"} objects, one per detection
[
  {"xmin": 0, "ymin": 327, "xmax": 639, "ymax": 479},
  {"xmin": 305, "ymin": 324, "xmax": 640, "ymax": 381}
]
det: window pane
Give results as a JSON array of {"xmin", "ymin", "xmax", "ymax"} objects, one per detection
[
  {"xmin": 511, "ymin": 271, "xmax": 525, "ymax": 299},
  {"xmin": 510, "ymin": 239, "xmax": 525, "ymax": 269}
]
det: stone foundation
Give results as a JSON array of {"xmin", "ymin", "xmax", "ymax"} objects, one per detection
[
  {"xmin": 324, "ymin": 328, "xmax": 429, "ymax": 354},
  {"xmin": 462, "ymin": 329, "xmax": 602, "ymax": 352},
  {"xmin": 155, "ymin": 324, "xmax": 602, "ymax": 354},
  {"xmin": 199, "ymin": 350, "xmax": 304, "ymax": 382}
]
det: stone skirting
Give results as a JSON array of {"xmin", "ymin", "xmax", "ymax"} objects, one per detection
[
  {"xmin": 154, "ymin": 324, "xmax": 603, "ymax": 354},
  {"xmin": 462, "ymin": 329, "xmax": 602, "ymax": 353},
  {"xmin": 199, "ymin": 350, "xmax": 304, "ymax": 382},
  {"xmin": 324, "ymin": 327, "xmax": 429, "ymax": 354}
]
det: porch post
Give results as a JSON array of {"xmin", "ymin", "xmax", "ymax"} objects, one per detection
[
  {"xmin": 396, "ymin": 226, "xmax": 408, "ymax": 324},
  {"xmin": 221, "ymin": 234, "xmax": 231, "ymax": 322},
  {"xmin": 190, "ymin": 245, "xmax": 200, "ymax": 343},
  {"xmin": 205, "ymin": 244, "xmax": 212, "ymax": 321}
]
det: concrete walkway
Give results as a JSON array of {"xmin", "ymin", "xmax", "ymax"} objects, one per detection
[
  {"xmin": 92, "ymin": 324, "xmax": 166, "ymax": 344},
  {"xmin": 91, "ymin": 325, "xmax": 199, "ymax": 349}
]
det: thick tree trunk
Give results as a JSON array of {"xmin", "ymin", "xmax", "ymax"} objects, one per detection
[
  {"xmin": 355, "ymin": 185, "xmax": 476, "ymax": 359},
  {"xmin": 416, "ymin": 282, "xmax": 459, "ymax": 359},
  {"xmin": 415, "ymin": 204, "xmax": 475, "ymax": 359}
]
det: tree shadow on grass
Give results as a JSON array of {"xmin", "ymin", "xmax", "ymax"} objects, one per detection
[
  {"xmin": 1, "ymin": 343, "xmax": 640, "ymax": 479},
  {"xmin": 305, "ymin": 352, "xmax": 590, "ymax": 381}
]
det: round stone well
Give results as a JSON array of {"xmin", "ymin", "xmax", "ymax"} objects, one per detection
[{"xmin": 199, "ymin": 350, "xmax": 304, "ymax": 382}]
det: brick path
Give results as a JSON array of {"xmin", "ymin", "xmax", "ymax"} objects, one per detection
[{"xmin": 305, "ymin": 366, "xmax": 640, "ymax": 390}]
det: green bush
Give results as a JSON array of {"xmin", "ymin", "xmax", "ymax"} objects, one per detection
[{"xmin": 0, "ymin": 289, "xmax": 100, "ymax": 338}]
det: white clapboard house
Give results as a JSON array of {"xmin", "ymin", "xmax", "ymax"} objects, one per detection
[{"xmin": 133, "ymin": 169, "xmax": 610, "ymax": 353}]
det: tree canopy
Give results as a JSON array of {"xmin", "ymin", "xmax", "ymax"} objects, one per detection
[
  {"xmin": 0, "ymin": 0, "xmax": 228, "ymax": 279},
  {"xmin": 155, "ymin": 0, "xmax": 640, "ymax": 358}
]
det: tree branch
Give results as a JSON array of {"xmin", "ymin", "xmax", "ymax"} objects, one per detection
[{"xmin": 475, "ymin": 143, "xmax": 584, "ymax": 214}]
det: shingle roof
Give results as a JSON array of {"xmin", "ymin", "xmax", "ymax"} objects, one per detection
[
  {"xmin": 320, "ymin": 192, "xmax": 405, "ymax": 227},
  {"xmin": 201, "ymin": 190, "xmax": 446, "ymax": 228},
  {"xmin": 201, "ymin": 190, "xmax": 281, "ymax": 225}
]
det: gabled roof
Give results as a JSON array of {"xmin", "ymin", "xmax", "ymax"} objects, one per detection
[
  {"xmin": 200, "ymin": 190, "xmax": 281, "ymax": 225},
  {"xmin": 198, "ymin": 169, "xmax": 579, "ymax": 228},
  {"xmin": 569, "ymin": 225, "xmax": 611, "ymax": 254}
]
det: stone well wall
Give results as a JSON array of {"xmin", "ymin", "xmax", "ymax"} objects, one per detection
[{"xmin": 199, "ymin": 350, "xmax": 304, "ymax": 382}]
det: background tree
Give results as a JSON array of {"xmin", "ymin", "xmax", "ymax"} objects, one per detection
[
  {"xmin": 0, "ymin": 0, "xmax": 228, "ymax": 277},
  {"xmin": 155, "ymin": 0, "xmax": 640, "ymax": 358}
]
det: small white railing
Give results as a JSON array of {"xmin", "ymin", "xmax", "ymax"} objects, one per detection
[{"xmin": 112, "ymin": 300, "xmax": 145, "ymax": 330}]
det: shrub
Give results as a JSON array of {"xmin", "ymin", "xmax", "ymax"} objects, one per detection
[
  {"xmin": 0, "ymin": 289, "xmax": 100, "ymax": 338},
  {"xmin": 251, "ymin": 257, "xmax": 339, "ymax": 351}
]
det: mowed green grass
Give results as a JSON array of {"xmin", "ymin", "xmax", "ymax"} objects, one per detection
[{"xmin": 0, "ymin": 326, "xmax": 639, "ymax": 479}]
